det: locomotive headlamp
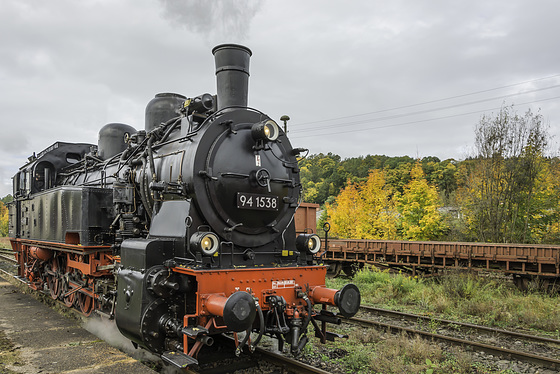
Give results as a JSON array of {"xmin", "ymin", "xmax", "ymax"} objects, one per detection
[
  {"xmin": 191, "ymin": 232, "xmax": 220, "ymax": 256},
  {"xmin": 296, "ymin": 233, "xmax": 322, "ymax": 254},
  {"xmin": 251, "ymin": 120, "xmax": 280, "ymax": 142}
]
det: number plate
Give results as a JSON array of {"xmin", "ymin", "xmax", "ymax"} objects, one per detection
[{"xmin": 237, "ymin": 192, "xmax": 279, "ymax": 211}]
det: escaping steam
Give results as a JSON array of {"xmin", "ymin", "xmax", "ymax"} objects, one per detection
[
  {"xmin": 82, "ymin": 316, "xmax": 160, "ymax": 363},
  {"xmin": 158, "ymin": 0, "xmax": 261, "ymax": 41}
]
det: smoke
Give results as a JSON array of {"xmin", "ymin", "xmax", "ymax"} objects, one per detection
[
  {"xmin": 158, "ymin": 0, "xmax": 262, "ymax": 41},
  {"xmin": 82, "ymin": 316, "xmax": 160, "ymax": 364}
]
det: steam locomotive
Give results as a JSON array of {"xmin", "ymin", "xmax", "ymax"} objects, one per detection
[{"xmin": 8, "ymin": 44, "xmax": 360, "ymax": 369}]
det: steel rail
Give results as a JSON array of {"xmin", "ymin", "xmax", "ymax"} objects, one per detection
[
  {"xmin": 360, "ymin": 305, "xmax": 560, "ymax": 345},
  {"xmin": 348, "ymin": 314, "xmax": 560, "ymax": 370},
  {"xmin": 217, "ymin": 335, "xmax": 333, "ymax": 374},
  {"xmin": 0, "ymin": 268, "xmax": 25, "ymax": 285},
  {"xmin": 0, "ymin": 253, "xmax": 17, "ymax": 264},
  {"xmin": 254, "ymin": 346, "xmax": 333, "ymax": 374}
]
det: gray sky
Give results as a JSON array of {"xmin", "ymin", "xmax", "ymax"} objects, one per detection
[{"xmin": 1, "ymin": 0, "xmax": 560, "ymax": 197}]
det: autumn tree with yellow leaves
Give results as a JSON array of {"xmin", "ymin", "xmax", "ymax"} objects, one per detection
[
  {"xmin": 326, "ymin": 170, "xmax": 398, "ymax": 240},
  {"xmin": 355, "ymin": 170, "xmax": 398, "ymax": 239},
  {"xmin": 326, "ymin": 182, "xmax": 361, "ymax": 239},
  {"xmin": 0, "ymin": 201, "xmax": 9, "ymax": 237},
  {"xmin": 394, "ymin": 163, "xmax": 447, "ymax": 240},
  {"xmin": 326, "ymin": 165, "xmax": 445, "ymax": 240}
]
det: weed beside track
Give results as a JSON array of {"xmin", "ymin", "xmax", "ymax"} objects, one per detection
[{"xmin": 306, "ymin": 266, "xmax": 560, "ymax": 373}]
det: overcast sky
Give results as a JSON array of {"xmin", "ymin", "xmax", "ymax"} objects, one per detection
[{"xmin": 1, "ymin": 0, "xmax": 560, "ymax": 197}]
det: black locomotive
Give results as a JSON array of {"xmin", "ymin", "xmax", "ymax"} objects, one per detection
[{"xmin": 8, "ymin": 44, "xmax": 360, "ymax": 369}]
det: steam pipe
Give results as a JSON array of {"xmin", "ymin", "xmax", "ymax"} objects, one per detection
[
  {"xmin": 146, "ymin": 135, "xmax": 157, "ymax": 181},
  {"xmin": 250, "ymin": 301, "xmax": 264, "ymax": 352},
  {"xmin": 235, "ymin": 328, "xmax": 251, "ymax": 357},
  {"xmin": 290, "ymin": 317, "xmax": 301, "ymax": 352},
  {"xmin": 302, "ymin": 295, "xmax": 312, "ymax": 332}
]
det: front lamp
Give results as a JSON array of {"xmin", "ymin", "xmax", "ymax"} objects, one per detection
[
  {"xmin": 251, "ymin": 120, "xmax": 280, "ymax": 142},
  {"xmin": 190, "ymin": 232, "xmax": 220, "ymax": 256},
  {"xmin": 296, "ymin": 233, "xmax": 322, "ymax": 255}
]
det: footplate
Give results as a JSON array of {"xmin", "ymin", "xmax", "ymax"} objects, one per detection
[
  {"xmin": 161, "ymin": 351, "xmax": 198, "ymax": 368},
  {"xmin": 182, "ymin": 325, "xmax": 209, "ymax": 338}
]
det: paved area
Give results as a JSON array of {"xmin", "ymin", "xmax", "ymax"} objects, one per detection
[{"xmin": 0, "ymin": 274, "xmax": 158, "ymax": 374}]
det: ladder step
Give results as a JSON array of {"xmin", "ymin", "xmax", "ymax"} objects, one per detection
[
  {"xmin": 161, "ymin": 351, "xmax": 198, "ymax": 368},
  {"xmin": 181, "ymin": 325, "xmax": 209, "ymax": 338}
]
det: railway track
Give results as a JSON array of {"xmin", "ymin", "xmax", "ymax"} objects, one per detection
[
  {"xmin": 199, "ymin": 336, "xmax": 334, "ymax": 374},
  {"xmin": 0, "ymin": 248, "xmax": 19, "ymax": 277},
  {"xmin": 3, "ymin": 248, "xmax": 560, "ymax": 372},
  {"xmin": 0, "ymin": 250, "xmax": 17, "ymax": 264},
  {"xmin": 361, "ymin": 305, "xmax": 560, "ymax": 346},
  {"xmin": 253, "ymin": 346, "xmax": 333, "ymax": 374},
  {"xmin": 349, "ymin": 305, "xmax": 560, "ymax": 370}
]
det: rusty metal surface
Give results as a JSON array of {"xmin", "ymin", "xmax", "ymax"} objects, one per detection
[
  {"xmin": 323, "ymin": 239, "xmax": 560, "ymax": 277},
  {"xmin": 294, "ymin": 202, "xmax": 320, "ymax": 235},
  {"xmin": 291, "ymin": 202, "xmax": 560, "ymax": 278}
]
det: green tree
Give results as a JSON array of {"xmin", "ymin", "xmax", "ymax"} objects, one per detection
[
  {"xmin": 459, "ymin": 105, "xmax": 549, "ymax": 243},
  {"xmin": 525, "ymin": 159, "xmax": 560, "ymax": 243},
  {"xmin": 300, "ymin": 153, "xmax": 341, "ymax": 204},
  {"xmin": 299, "ymin": 153, "xmax": 459, "ymax": 209},
  {"xmin": 384, "ymin": 162, "xmax": 414, "ymax": 195}
]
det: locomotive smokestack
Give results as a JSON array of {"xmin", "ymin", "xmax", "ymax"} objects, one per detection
[{"xmin": 212, "ymin": 44, "xmax": 252, "ymax": 111}]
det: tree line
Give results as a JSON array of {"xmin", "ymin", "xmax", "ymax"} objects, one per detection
[
  {"xmin": 0, "ymin": 105, "xmax": 556, "ymax": 245},
  {"xmin": 0, "ymin": 195, "xmax": 12, "ymax": 237},
  {"xmin": 301, "ymin": 105, "xmax": 560, "ymax": 244}
]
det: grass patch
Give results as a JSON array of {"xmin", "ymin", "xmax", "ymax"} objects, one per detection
[
  {"xmin": 327, "ymin": 266, "xmax": 560, "ymax": 333},
  {"xmin": 317, "ymin": 266, "xmax": 560, "ymax": 372},
  {"xmin": 304, "ymin": 324, "xmax": 478, "ymax": 373},
  {"xmin": 0, "ymin": 330, "xmax": 23, "ymax": 374},
  {"xmin": 0, "ymin": 237, "xmax": 11, "ymax": 249}
]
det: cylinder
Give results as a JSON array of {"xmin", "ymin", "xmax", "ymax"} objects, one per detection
[
  {"xmin": 28, "ymin": 246, "xmax": 53, "ymax": 262},
  {"xmin": 145, "ymin": 93, "xmax": 186, "ymax": 133},
  {"xmin": 98, "ymin": 123, "xmax": 137, "ymax": 160},
  {"xmin": 212, "ymin": 44, "xmax": 252, "ymax": 111}
]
